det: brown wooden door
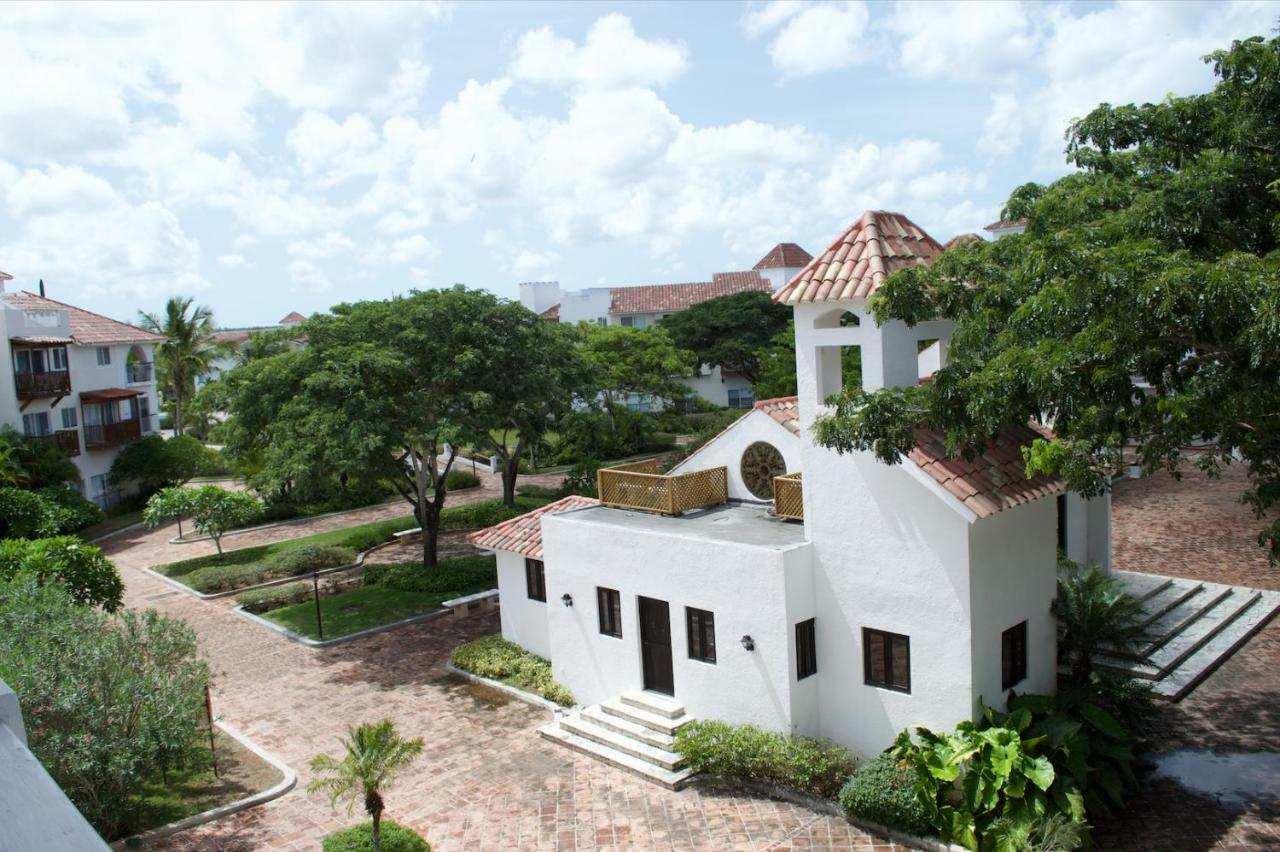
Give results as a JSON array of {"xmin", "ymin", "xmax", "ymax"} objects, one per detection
[{"xmin": 638, "ymin": 597, "xmax": 674, "ymax": 695}]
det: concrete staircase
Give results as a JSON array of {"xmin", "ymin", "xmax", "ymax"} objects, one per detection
[
  {"xmin": 539, "ymin": 691, "xmax": 695, "ymax": 789},
  {"xmin": 1095, "ymin": 571, "xmax": 1280, "ymax": 699}
]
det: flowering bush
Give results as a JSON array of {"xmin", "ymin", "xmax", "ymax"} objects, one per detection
[{"xmin": 0, "ymin": 536, "xmax": 123, "ymax": 610}]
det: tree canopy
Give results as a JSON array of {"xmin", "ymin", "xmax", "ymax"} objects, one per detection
[
  {"xmin": 659, "ymin": 290, "xmax": 791, "ymax": 384},
  {"xmin": 813, "ymin": 33, "xmax": 1280, "ymax": 558},
  {"xmin": 139, "ymin": 297, "xmax": 234, "ymax": 435},
  {"xmin": 578, "ymin": 323, "xmax": 694, "ymax": 413}
]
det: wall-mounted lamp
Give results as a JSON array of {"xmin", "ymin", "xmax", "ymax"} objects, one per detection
[
  {"xmin": 740, "ymin": 635, "xmax": 755, "ymax": 651},
  {"xmin": 561, "ymin": 593, "xmax": 573, "ymax": 607}
]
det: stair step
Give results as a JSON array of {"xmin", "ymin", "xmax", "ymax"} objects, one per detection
[
  {"xmin": 1153, "ymin": 590, "xmax": 1280, "ymax": 700},
  {"xmin": 1098, "ymin": 589, "xmax": 1261, "ymax": 679},
  {"xmin": 620, "ymin": 690, "xmax": 685, "ymax": 719},
  {"xmin": 580, "ymin": 705, "xmax": 675, "ymax": 750},
  {"xmin": 559, "ymin": 715, "xmax": 684, "ymax": 770},
  {"xmin": 1136, "ymin": 580, "xmax": 1206, "ymax": 628},
  {"xmin": 1118, "ymin": 574, "xmax": 1174, "ymax": 604},
  {"xmin": 1137, "ymin": 585, "xmax": 1235, "ymax": 656},
  {"xmin": 601, "ymin": 698, "xmax": 694, "ymax": 736},
  {"xmin": 539, "ymin": 722, "xmax": 694, "ymax": 790}
]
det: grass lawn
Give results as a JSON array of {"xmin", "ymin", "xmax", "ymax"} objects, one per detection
[
  {"xmin": 77, "ymin": 509, "xmax": 144, "ymax": 542},
  {"xmin": 263, "ymin": 585, "xmax": 473, "ymax": 639},
  {"xmin": 118, "ymin": 729, "xmax": 282, "ymax": 841}
]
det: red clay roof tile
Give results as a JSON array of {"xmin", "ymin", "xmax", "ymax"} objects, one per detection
[
  {"xmin": 609, "ymin": 272, "xmax": 770, "ymax": 315},
  {"xmin": 753, "ymin": 243, "xmax": 813, "ymax": 270},
  {"xmin": 3, "ymin": 291, "xmax": 163, "ymax": 345},
  {"xmin": 466, "ymin": 495, "xmax": 599, "ymax": 559},
  {"xmin": 754, "ymin": 396, "xmax": 801, "ymax": 436}
]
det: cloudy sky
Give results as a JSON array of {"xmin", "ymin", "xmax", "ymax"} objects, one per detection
[{"xmin": 0, "ymin": 1, "xmax": 1275, "ymax": 327}]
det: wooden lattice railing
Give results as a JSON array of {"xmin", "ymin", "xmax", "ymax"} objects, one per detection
[
  {"xmin": 597, "ymin": 460, "xmax": 728, "ymax": 516},
  {"xmin": 773, "ymin": 472, "xmax": 803, "ymax": 521}
]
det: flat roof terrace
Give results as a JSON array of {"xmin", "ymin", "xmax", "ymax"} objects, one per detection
[{"xmin": 553, "ymin": 500, "xmax": 808, "ymax": 551}]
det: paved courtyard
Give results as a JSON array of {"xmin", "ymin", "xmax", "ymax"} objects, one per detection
[{"xmin": 97, "ymin": 465, "xmax": 1280, "ymax": 850}]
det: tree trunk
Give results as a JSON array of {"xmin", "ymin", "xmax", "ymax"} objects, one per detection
[
  {"xmin": 366, "ymin": 790, "xmax": 385, "ymax": 852},
  {"xmin": 173, "ymin": 393, "xmax": 183, "ymax": 436},
  {"xmin": 212, "ymin": 533, "xmax": 222, "ymax": 556},
  {"xmin": 500, "ymin": 438, "xmax": 526, "ymax": 507},
  {"xmin": 177, "ymin": 516, "xmax": 184, "ymax": 539}
]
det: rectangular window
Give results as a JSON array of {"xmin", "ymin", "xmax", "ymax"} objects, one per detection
[
  {"xmin": 14, "ymin": 350, "xmax": 31, "ymax": 373},
  {"xmin": 1056, "ymin": 494, "xmax": 1067, "ymax": 553},
  {"xmin": 686, "ymin": 607, "xmax": 716, "ymax": 663},
  {"xmin": 727, "ymin": 387, "xmax": 755, "ymax": 409},
  {"xmin": 524, "ymin": 558, "xmax": 546, "ymax": 602},
  {"xmin": 796, "ymin": 618, "xmax": 817, "ymax": 679},
  {"xmin": 139, "ymin": 395, "xmax": 152, "ymax": 431},
  {"xmin": 60, "ymin": 407, "xmax": 78, "ymax": 429},
  {"xmin": 22, "ymin": 411, "xmax": 51, "ymax": 436},
  {"xmin": 597, "ymin": 587, "xmax": 622, "ymax": 637},
  {"xmin": 620, "ymin": 315, "xmax": 635, "ymax": 327},
  {"xmin": 96, "ymin": 346, "xmax": 111, "ymax": 366},
  {"xmin": 863, "ymin": 627, "xmax": 910, "ymax": 693},
  {"xmin": 1002, "ymin": 621, "xmax": 1028, "ymax": 690},
  {"xmin": 90, "ymin": 474, "xmax": 108, "ymax": 497},
  {"xmin": 49, "ymin": 347, "xmax": 67, "ymax": 370}
]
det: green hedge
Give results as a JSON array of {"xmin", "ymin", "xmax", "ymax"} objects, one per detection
[
  {"xmin": 235, "ymin": 581, "xmax": 313, "ymax": 614},
  {"xmin": 839, "ymin": 753, "xmax": 933, "ymax": 837},
  {"xmin": 673, "ymin": 720, "xmax": 856, "ymax": 799},
  {"xmin": 322, "ymin": 820, "xmax": 430, "ymax": 852},
  {"xmin": 179, "ymin": 544, "xmax": 355, "ymax": 593},
  {"xmin": 443, "ymin": 469, "xmax": 481, "ymax": 490},
  {"xmin": 451, "ymin": 634, "xmax": 573, "ymax": 707},
  {"xmin": 438, "ymin": 496, "xmax": 550, "ymax": 530},
  {"xmin": 363, "ymin": 556, "xmax": 495, "ymax": 594}
]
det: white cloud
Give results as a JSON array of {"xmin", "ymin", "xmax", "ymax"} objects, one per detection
[
  {"xmin": 512, "ymin": 14, "xmax": 689, "ymax": 90},
  {"xmin": 510, "ymin": 248, "xmax": 560, "ymax": 278},
  {"xmin": 978, "ymin": 93, "xmax": 1022, "ymax": 158},
  {"xmin": 884, "ymin": 1, "xmax": 1038, "ymax": 82},
  {"xmin": 218, "ymin": 254, "xmax": 247, "ymax": 268},
  {"xmin": 387, "ymin": 235, "xmax": 437, "ymax": 265},
  {"xmin": 289, "ymin": 258, "xmax": 333, "ymax": 294},
  {"xmin": 766, "ymin": 2, "xmax": 871, "ymax": 78},
  {"xmin": 741, "ymin": 1, "xmax": 810, "ymax": 38},
  {"xmin": 288, "ymin": 111, "xmax": 381, "ymax": 186},
  {"xmin": 287, "ymin": 232, "xmax": 357, "ymax": 260}
]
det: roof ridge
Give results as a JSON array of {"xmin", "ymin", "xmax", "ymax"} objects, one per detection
[{"xmin": 13, "ymin": 290, "xmax": 162, "ymax": 340}]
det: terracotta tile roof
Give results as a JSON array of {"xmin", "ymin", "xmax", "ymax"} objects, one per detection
[
  {"xmin": 214, "ymin": 330, "xmax": 253, "ymax": 345},
  {"xmin": 774, "ymin": 211, "xmax": 943, "ymax": 305},
  {"xmin": 907, "ymin": 423, "xmax": 1063, "ymax": 518},
  {"xmin": 983, "ymin": 218, "xmax": 1026, "ymax": 231},
  {"xmin": 753, "ymin": 243, "xmax": 813, "ymax": 270},
  {"xmin": 754, "ymin": 396, "xmax": 801, "ymax": 436},
  {"xmin": 10, "ymin": 335, "xmax": 74, "ymax": 345},
  {"xmin": 279, "ymin": 311, "xmax": 307, "ymax": 326},
  {"xmin": 466, "ymin": 495, "xmax": 600, "ymax": 559},
  {"xmin": 2, "ymin": 291, "xmax": 162, "ymax": 345},
  {"xmin": 0, "ymin": 271, "xmax": 12, "ymax": 282},
  {"xmin": 540, "ymin": 303, "xmax": 561, "ymax": 321},
  {"xmin": 609, "ymin": 272, "xmax": 770, "ymax": 315},
  {"xmin": 80, "ymin": 387, "xmax": 143, "ymax": 401},
  {"xmin": 943, "ymin": 233, "xmax": 984, "ymax": 249}
]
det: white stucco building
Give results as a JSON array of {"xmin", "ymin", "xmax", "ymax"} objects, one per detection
[
  {"xmin": 0, "ymin": 277, "xmax": 162, "ymax": 507},
  {"xmin": 471, "ymin": 212, "xmax": 1110, "ymax": 785},
  {"xmin": 520, "ymin": 243, "xmax": 812, "ymax": 409}
]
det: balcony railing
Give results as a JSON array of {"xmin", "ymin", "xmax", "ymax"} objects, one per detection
[
  {"xmin": 597, "ymin": 458, "xmax": 729, "ymax": 516},
  {"xmin": 126, "ymin": 362, "xmax": 154, "ymax": 384},
  {"xmin": 83, "ymin": 418, "xmax": 142, "ymax": 450},
  {"xmin": 37, "ymin": 430, "xmax": 81, "ymax": 457},
  {"xmin": 14, "ymin": 370, "xmax": 70, "ymax": 399},
  {"xmin": 773, "ymin": 472, "xmax": 803, "ymax": 521}
]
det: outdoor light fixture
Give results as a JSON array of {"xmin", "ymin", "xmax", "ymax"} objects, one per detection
[
  {"xmin": 561, "ymin": 593, "xmax": 573, "ymax": 607},
  {"xmin": 740, "ymin": 635, "xmax": 755, "ymax": 651}
]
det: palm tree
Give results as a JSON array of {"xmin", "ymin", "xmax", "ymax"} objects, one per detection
[
  {"xmin": 308, "ymin": 719, "xmax": 424, "ymax": 852},
  {"xmin": 0, "ymin": 445, "xmax": 28, "ymax": 487},
  {"xmin": 1053, "ymin": 563, "xmax": 1150, "ymax": 684},
  {"xmin": 138, "ymin": 297, "xmax": 233, "ymax": 436}
]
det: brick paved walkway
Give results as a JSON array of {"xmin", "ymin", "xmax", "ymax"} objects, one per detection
[{"xmin": 103, "ymin": 473, "xmax": 900, "ymax": 851}]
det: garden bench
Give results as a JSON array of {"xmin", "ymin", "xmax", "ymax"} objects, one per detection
[
  {"xmin": 442, "ymin": 589, "xmax": 499, "ymax": 619},
  {"xmin": 392, "ymin": 528, "xmax": 422, "ymax": 542}
]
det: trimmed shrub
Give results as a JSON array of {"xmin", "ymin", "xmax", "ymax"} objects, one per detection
[
  {"xmin": 0, "ymin": 486, "xmax": 67, "ymax": 538},
  {"xmin": 322, "ymin": 820, "xmax": 430, "ymax": 852},
  {"xmin": 515, "ymin": 483, "xmax": 560, "ymax": 500},
  {"xmin": 38, "ymin": 485, "xmax": 103, "ymax": 531},
  {"xmin": 336, "ymin": 516, "xmax": 419, "ymax": 553},
  {"xmin": 363, "ymin": 556, "xmax": 496, "ymax": 593},
  {"xmin": 262, "ymin": 544, "xmax": 356, "ymax": 577},
  {"xmin": 451, "ymin": 634, "xmax": 573, "ymax": 707},
  {"xmin": 236, "ymin": 581, "xmax": 313, "ymax": 614},
  {"xmin": 0, "ymin": 536, "xmax": 124, "ymax": 610},
  {"xmin": 674, "ymin": 720, "xmax": 856, "ymax": 799},
  {"xmin": 839, "ymin": 753, "xmax": 933, "ymax": 837},
  {"xmin": 437, "ymin": 496, "xmax": 551, "ymax": 531},
  {"xmin": 443, "ymin": 469, "xmax": 481, "ymax": 490}
]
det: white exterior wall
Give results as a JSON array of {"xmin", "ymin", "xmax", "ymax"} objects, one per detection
[
  {"xmin": 678, "ymin": 365, "xmax": 754, "ymax": 409},
  {"xmin": 1062, "ymin": 491, "xmax": 1112, "ymax": 572},
  {"xmin": 669, "ymin": 409, "xmax": 802, "ymax": 501},
  {"xmin": 758, "ymin": 266, "xmax": 806, "ymax": 292},
  {"xmin": 556, "ymin": 288, "xmax": 613, "ymax": 325},
  {"xmin": 967, "ymin": 499, "xmax": 1059, "ymax": 712},
  {"xmin": 519, "ymin": 281, "xmax": 563, "ymax": 316},
  {"xmin": 495, "ymin": 550, "xmax": 551, "ymax": 658},
  {"xmin": 542, "ymin": 510, "xmax": 809, "ymax": 730}
]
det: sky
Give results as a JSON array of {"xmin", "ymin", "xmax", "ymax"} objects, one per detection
[{"xmin": 0, "ymin": 1, "xmax": 1276, "ymax": 328}]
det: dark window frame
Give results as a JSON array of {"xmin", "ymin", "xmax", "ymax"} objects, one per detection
[
  {"xmin": 686, "ymin": 607, "xmax": 717, "ymax": 664},
  {"xmin": 863, "ymin": 627, "xmax": 911, "ymax": 693},
  {"xmin": 796, "ymin": 618, "xmax": 817, "ymax": 680},
  {"xmin": 597, "ymin": 587, "xmax": 622, "ymax": 637},
  {"xmin": 1002, "ymin": 621, "xmax": 1028, "ymax": 691},
  {"xmin": 524, "ymin": 558, "xmax": 546, "ymax": 602}
]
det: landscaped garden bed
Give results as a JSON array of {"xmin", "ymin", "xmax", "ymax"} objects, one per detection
[
  {"xmin": 248, "ymin": 555, "xmax": 498, "ymax": 641},
  {"xmin": 450, "ymin": 634, "xmax": 574, "ymax": 706}
]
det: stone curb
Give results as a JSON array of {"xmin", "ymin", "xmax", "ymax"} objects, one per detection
[
  {"xmin": 233, "ymin": 602, "xmax": 451, "ymax": 648},
  {"xmin": 85, "ymin": 521, "xmax": 148, "ymax": 545},
  {"xmin": 689, "ymin": 776, "xmax": 960, "ymax": 852},
  {"xmin": 443, "ymin": 660, "xmax": 572, "ymax": 715},
  {"xmin": 165, "ymin": 498, "xmax": 408, "ymax": 545},
  {"xmin": 142, "ymin": 554, "xmax": 369, "ymax": 601},
  {"xmin": 110, "ymin": 720, "xmax": 296, "ymax": 850}
]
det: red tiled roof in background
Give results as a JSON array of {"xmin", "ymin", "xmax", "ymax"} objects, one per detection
[
  {"xmin": 983, "ymin": 218, "xmax": 1026, "ymax": 231},
  {"xmin": 467, "ymin": 495, "xmax": 600, "ymax": 559},
  {"xmin": 3, "ymin": 291, "xmax": 162, "ymax": 345},
  {"xmin": 540, "ymin": 304, "xmax": 561, "ymax": 321},
  {"xmin": 908, "ymin": 423, "xmax": 1062, "ymax": 518},
  {"xmin": 609, "ymin": 271, "xmax": 770, "ymax": 315},
  {"xmin": 214, "ymin": 330, "xmax": 253, "ymax": 345},
  {"xmin": 774, "ymin": 211, "xmax": 943, "ymax": 305},
  {"xmin": 279, "ymin": 311, "xmax": 307, "ymax": 325},
  {"xmin": 753, "ymin": 243, "xmax": 813, "ymax": 270},
  {"xmin": 754, "ymin": 396, "xmax": 801, "ymax": 436},
  {"xmin": 943, "ymin": 233, "xmax": 984, "ymax": 250},
  {"xmin": 0, "ymin": 271, "xmax": 12, "ymax": 282}
]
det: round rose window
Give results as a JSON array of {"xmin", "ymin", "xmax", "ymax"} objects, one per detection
[{"xmin": 740, "ymin": 441, "xmax": 786, "ymax": 499}]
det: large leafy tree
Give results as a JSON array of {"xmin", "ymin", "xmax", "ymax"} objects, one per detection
[
  {"xmin": 139, "ymin": 297, "xmax": 234, "ymax": 435},
  {"xmin": 659, "ymin": 290, "xmax": 791, "ymax": 384},
  {"xmin": 578, "ymin": 324, "xmax": 695, "ymax": 420},
  {"xmin": 814, "ymin": 34, "xmax": 1280, "ymax": 559}
]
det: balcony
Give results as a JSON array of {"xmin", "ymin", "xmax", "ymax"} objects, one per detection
[
  {"xmin": 126, "ymin": 362, "xmax": 154, "ymax": 384},
  {"xmin": 83, "ymin": 418, "xmax": 142, "ymax": 450},
  {"xmin": 36, "ymin": 430, "xmax": 81, "ymax": 457},
  {"xmin": 773, "ymin": 472, "xmax": 803, "ymax": 521},
  {"xmin": 14, "ymin": 370, "xmax": 70, "ymax": 399},
  {"xmin": 597, "ymin": 458, "xmax": 729, "ymax": 516}
]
